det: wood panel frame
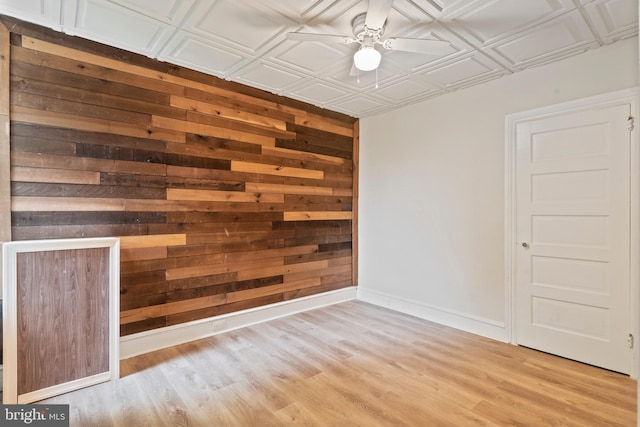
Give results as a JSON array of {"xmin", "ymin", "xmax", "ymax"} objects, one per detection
[
  {"xmin": 2, "ymin": 237, "xmax": 120, "ymax": 403},
  {"xmin": 0, "ymin": 22, "xmax": 11, "ymax": 300}
]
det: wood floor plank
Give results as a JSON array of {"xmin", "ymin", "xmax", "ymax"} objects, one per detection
[{"xmin": 38, "ymin": 301, "xmax": 637, "ymax": 426}]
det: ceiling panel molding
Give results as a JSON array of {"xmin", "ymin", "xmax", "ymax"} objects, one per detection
[
  {"xmin": 0, "ymin": 0, "xmax": 636, "ymax": 117},
  {"xmin": 583, "ymin": 0, "xmax": 639, "ymax": 42},
  {"xmin": 488, "ymin": 10, "xmax": 601, "ymax": 70},
  {"xmin": 441, "ymin": 0, "xmax": 576, "ymax": 46},
  {"xmin": 157, "ymin": 30, "xmax": 249, "ymax": 78},
  {"xmin": 0, "ymin": 0, "xmax": 62, "ymax": 30},
  {"xmin": 180, "ymin": 0, "xmax": 296, "ymax": 55},
  {"xmin": 232, "ymin": 60, "xmax": 309, "ymax": 94},
  {"xmin": 62, "ymin": 0, "xmax": 176, "ymax": 57},
  {"xmin": 106, "ymin": 0, "xmax": 195, "ymax": 26},
  {"xmin": 288, "ymin": 81, "xmax": 351, "ymax": 106},
  {"xmin": 416, "ymin": 50, "xmax": 506, "ymax": 88}
]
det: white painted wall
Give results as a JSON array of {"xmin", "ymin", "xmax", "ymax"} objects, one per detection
[{"xmin": 358, "ymin": 36, "xmax": 640, "ymax": 341}]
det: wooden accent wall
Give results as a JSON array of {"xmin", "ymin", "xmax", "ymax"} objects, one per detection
[{"xmin": 2, "ymin": 17, "xmax": 358, "ymax": 336}]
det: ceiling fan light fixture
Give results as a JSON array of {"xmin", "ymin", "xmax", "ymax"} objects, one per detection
[{"xmin": 353, "ymin": 46, "xmax": 381, "ymax": 71}]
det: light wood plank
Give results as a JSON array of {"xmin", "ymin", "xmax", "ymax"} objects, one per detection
[
  {"xmin": 231, "ymin": 160, "xmax": 324, "ymax": 180},
  {"xmin": 121, "ymin": 294, "xmax": 227, "ymax": 324},
  {"xmin": 284, "ymin": 211, "xmax": 352, "ymax": 221},
  {"xmin": 282, "ymin": 277, "xmax": 322, "ymax": 292},
  {"xmin": 0, "ymin": 23, "xmax": 9, "ymax": 117},
  {"xmin": 245, "ymin": 182, "xmax": 333, "ymax": 196},
  {"xmin": 237, "ymin": 260, "xmax": 329, "ymax": 281},
  {"xmin": 0, "ymin": 23, "xmax": 10, "ymax": 246},
  {"xmin": 12, "ymin": 196, "xmax": 125, "ymax": 212},
  {"xmin": 261, "ymin": 145, "xmax": 347, "ymax": 166},
  {"xmin": 333, "ymin": 187, "xmax": 353, "ymax": 197},
  {"xmin": 167, "ymin": 188, "xmax": 284, "ymax": 204},
  {"xmin": 151, "ymin": 116, "xmax": 275, "ymax": 146},
  {"xmin": 120, "ymin": 247, "xmax": 168, "ymax": 262},
  {"xmin": 352, "ymin": 119, "xmax": 359, "ymax": 286},
  {"xmin": 11, "ymin": 152, "xmax": 166, "ymax": 176},
  {"xmin": 11, "ymin": 106, "xmax": 185, "ymax": 143},
  {"xmin": 295, "ymin": 115, "xmax": 353, "ymax": 137},
  {"xmin": 12, "ymin": 166, "xmax": 101, "ymax": 185},
  {"xmin": 284, "ymin": 263, "xmax": 351, "ymax": 283},
  {"xmin": 118, "ymin": 234, "xmax": 187, "ymax": 250},
  {"xmin": 165, "ymin": 257, "xmax": 284, "ymax": 281},
  {"xmin": 169, "ymin": 95, "xmax": 287, "ymax": 131}
]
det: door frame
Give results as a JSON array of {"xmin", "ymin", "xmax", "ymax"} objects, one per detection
[{"xmin": 504, "ymin": 87, "xmax": 640, "ymax": 378}]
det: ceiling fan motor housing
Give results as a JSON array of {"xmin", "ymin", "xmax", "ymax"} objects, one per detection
[{"xmin": 352, "ymin": 13, "xmax": 385, "ymax": 42}]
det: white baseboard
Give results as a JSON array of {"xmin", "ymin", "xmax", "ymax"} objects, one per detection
[
  {"xmin": 120, "ymin": 287, "xmax": 357, "ymax": 360},
  {"xmin": 357, "ymin": 288, "xmax": 508, "ymax": 342}
]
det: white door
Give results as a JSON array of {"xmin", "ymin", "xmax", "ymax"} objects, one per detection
[{"xmin": 515, "ymin": 104, "xmax": 631, "ymax": 374}]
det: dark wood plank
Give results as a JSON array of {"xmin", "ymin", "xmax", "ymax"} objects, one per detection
[
  {"xmin": 11, "ymin": 211, "xmax": 167, "ymax": 226},
  {"xmin": 11, "ymin": 134, "xmax": 77, "ymax": 155},
  {"xmin": 276, "ymin": 138, "xmax": 352, "ymax": 160},
  {"xmin": 11, "ymin": 74, "xmax": 187, "ymax": 120},
  {"xmin": 11, "ymin": 182, "xmax": 166, "ymax": 199},
  {"xmin": 11, "ymin": 122, "xmax": 168, "ymax": 152},
  {"xmin": 11, "ymin": 54, "xmax": 171, "ymax": 105},
  {"xmin": 11, "ymin": 224, "xmax": 150, "ymax": 240}
]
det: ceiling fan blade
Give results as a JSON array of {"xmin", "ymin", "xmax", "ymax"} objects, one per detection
[
  {"xmin": 424, "ymin": 0, "xmax": 443, "ymax": 13},
  {"xmin": 286, "ymin": 32, "xmax": 357, "ymax": 45},
  {"xmin": 365, "ymin": 0, "xmax": 394, "ymax": 29},
  {"xmin": 384, "ymin": 37, "xmax": 452, "ymax": 55},
  {"xmin": 349, "ymin": 63, "xmax": 359, "ymax": 76}
]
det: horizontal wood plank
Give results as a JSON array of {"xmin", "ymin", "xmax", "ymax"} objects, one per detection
[
  {"xmin": 230, "ymin": 161, "xmax": 323, "ymax": 180},
  {"xmin": 11, "ymin": 166, "xmax": 100, "ymax": 184},
  {"xmin": 119, "ymin": 234, "xmax": 187, "ymax": 250},
  {"xmin": 284, "ymin": 211, "xmax": 353, "ymax": 221},
  {"xmin": 166, "ymin": 188, "xmax": 284, "ymax": 204}
]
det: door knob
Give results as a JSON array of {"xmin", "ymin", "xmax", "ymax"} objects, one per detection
[{"xmin": 522, "ymin": 242, "xmax": 529, "ymax": 248}]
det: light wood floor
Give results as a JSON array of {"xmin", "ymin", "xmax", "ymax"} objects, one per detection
[{"xmin": 41, "ymin": 301, "xmax": 636, "ymax": 426}]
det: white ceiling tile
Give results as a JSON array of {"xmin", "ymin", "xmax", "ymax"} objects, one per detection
[
  {"xmin": 332, "ymin": 95, "xmax": 388, "ymax": 116},
  {"xmin": 491, "ymin": 11, "xmax": 599, "ymax": 69},
  {"xmin": 63, "ymin": 0, "xmax": 175, "ymax": 56},
  {"xmin": 290, "ymin": 82, "xmax": 348, "ymax": 104},
  {"xmin": 584, "ymin": 0, "xmax": 639, "ymax": 42},
  {"xmin": 375, "ymin": 78, "xmax": 439, "ymax": 101},
  {"xmin": 255, "ymin": 0, "xmax": 337, "ymax": 23},
  {"xmin": 303, "ymin": 0, "xmax": 364, "ymax": 28},
  {"xmin": 233, "ymin": 61, "xmax": 306, "ymax": 93},
  {"xmin": 106, "ymin": 0, "xmax": 195, "ymax": 25},
  {"xmin": 182, "ymin": 0, "xmax": 292, "ymax": 54},
  {"xmin": 0, "ymin": 0, "xmax": 62, "ymax": 30},
  {"xmin": 443, "ymin": 0, "xmax": 574, "ymax": 45},
  {"xmin": 158, "ymin": 31, "xmax": 247, "ymax": 77},
  {"xmin": 326, "ymin": 63, "xmax": 403, "ymax": 92},
  {"xmin": 419, "ymin": 53, "xmax": 501, "ymax": 86},
  {"xmin": 273, "ymin": 39, "xmax": 354, "ymax": 73},
  {"xmin": 380, "ymin": 1, "xmax": 436, "ymax": 36}
]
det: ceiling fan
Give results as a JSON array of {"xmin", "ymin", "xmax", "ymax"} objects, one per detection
[{"xmin": 286, "ymin": 0, "xmax": 451, "ymax": 73}]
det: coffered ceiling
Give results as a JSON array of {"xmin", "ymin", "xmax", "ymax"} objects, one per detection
[{"xmin": 0, "ymin": 0, "xmax": 637, "ymax": 117}]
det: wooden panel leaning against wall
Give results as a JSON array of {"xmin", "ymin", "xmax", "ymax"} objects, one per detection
[{"xmin": 1, "ymin": 15, "xmax": 358, "ymax": 336}]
